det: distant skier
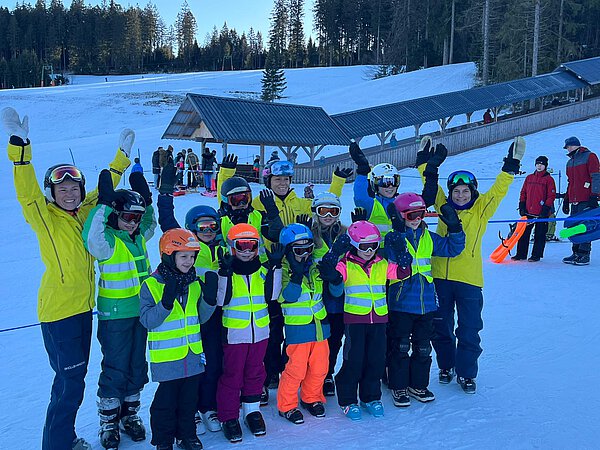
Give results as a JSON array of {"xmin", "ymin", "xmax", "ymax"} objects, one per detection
[
  {"xmin": 512, "ymin": 156, "xmax": 556, "ymax": 262},
  {"xmin": 152, "ymin": 147, "xmax": 161, "ymax": 188},
  {"xmin": 1, "ymin": 107, "xmax": 132, "ymax": 450}
]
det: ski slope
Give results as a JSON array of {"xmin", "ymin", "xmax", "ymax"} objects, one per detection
[{"xmin": 1, "ymin": 64, "xmax": 599, "ymax": 449}]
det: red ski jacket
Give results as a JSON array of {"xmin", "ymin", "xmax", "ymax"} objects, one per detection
[
  {"xmin": 519, "ymin": 170, "xmax": 556, "ymax": 216},
  {"xmin": 566, "ymin": 147, "xmax": 600, "ymax": 203}
]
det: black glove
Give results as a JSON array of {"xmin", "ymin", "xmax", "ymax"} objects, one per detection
[
  {"xmin": 296, "ymin": 214, "xmax": 313, "ymax": 229},
  {"xmin": 349, "ymin": 142, "xmax": 370, "ymax": 175},
  {"xmin": 317, "ymin": 258, "xmax": 342, "ymax": 284},
  {"xmin": 588, "ymin": 195, "xmax": 599, "ymax": 209},
  {"xmin": 285, "ymin": 250, "xmax": 306, "ymax": 284},
  {"xmin": 129, "ymin": 171, "xmax": 152, "ymax": 205},
  {"xmin": 330, "ymin": 234, "xmax": 352, "ymax": 258},
  {"xmin": 334, "ymin": 166, "xmax": 354, "ymax": 179},
  {"xmin": 259, "ymin": 189, "xmax": 279, "ymax": 219},
  {"xmin": 266, "ymin": 243, "xmax": 285, "ymax": 268},
  {"xmin": 161, "ymin": 279, "xmax": 178, "ymax": 310},
  {"xmin": 396, "ymin": 250, "xmax": 413, "ymax": 268},
  {"xmin": 159, "ymin": 164, "xmax": 176, "ymax": 195},
  {"xmin": 439, "ymin": 204, "xmax": 462, "ymax": 234},
  {"xmin": 221, "ymin": 154, "xmax": 238, "ymax": 169},
  {"xmin": 540, "ymin": 205, "xmax": 551, "ymax": 219},
  {"xmin": 217, "ymin": 247, "xmax": 235, "ymax": 277},
  {"xmin": 97, "ymin": 169, "xmax": 115, "ymax": 206},
  {"xmin": 501, "ymin": 141, "xmax": 521, "ymax": 174},
  {"xmin": 562, "ymin": 198, "xmax": 570, "ymax": 215},
  {"xmin": 428, "ymin": 143, "xmax": 448, "ymax": 168},
  {"xmin": 518, "ymin": 201, "xmax": 528, "ymax": 217},
  {"xmin": 202, "ymin": 271, "xmax": 218, "ymax": 306},
  {"xmin": 386, "ymin": 203, "xmax": 406, "ymax": 233},
  {"xmin": 385, "ymin": 230, "xmax": 407, "ymax": 256},
  {"xmin": 351, "ymin": 207, "xmax": 368, "ymax": 223}
]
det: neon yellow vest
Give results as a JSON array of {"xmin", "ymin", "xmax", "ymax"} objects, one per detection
[
  {"xmin": 220, "ymin": 211, "xmax": 263, "ymax": 242},
  {"xmin": 406, "ymin": 230, "xmax": 433, "ymax": 283},
  {"xmin": 368, "ymin": 199, "xmax": 392, "ymax": 246},
  {"xmin": 281, "ymin": 267, "xmax": 327, "ymax": 325},
  {"xmin": 223, "ymin": 267, "xmax": 270, "ymax": 329},
  {"xmin": 145, "ymin": 277, "xmax": 203, "ymax": 363},
  {"xmin": 98, "ymin": 238, "xmax": 150, "ymax": 299},
  {"xmin": 344, "ymin": 259, "xmax": 388, "ymax": 316}
]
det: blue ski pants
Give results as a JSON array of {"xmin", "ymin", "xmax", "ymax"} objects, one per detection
[
  {"xmin": 40, "ymin": 311, "xmax": 92, "ymax": 450},
  {"xmin": 432, "ymin": 279, "xmax": 483, "ymax": 379}
]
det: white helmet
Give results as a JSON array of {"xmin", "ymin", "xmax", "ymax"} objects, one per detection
[
  {"xmin": 368, "ymin": 163, "xmax": 400, "ymax": 193},
  {"xmin": 311, "ymin": 191, "xmax": 341, "ymax": 210}
]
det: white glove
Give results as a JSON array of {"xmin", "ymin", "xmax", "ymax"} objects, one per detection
[
  {"xmin": 1, "ymin": 107, "xmax": 29, "ymax": 140},
  {"xmin": 512, "ymin": 136, "xmax": 526, "ymax": 161},
  {"xmin": 419, "ymin": 135, "xmax": 432, "ymax": 153},
  {"xmin": 119, "ymin": 128, "xmax": 135, "ymax": 158}
]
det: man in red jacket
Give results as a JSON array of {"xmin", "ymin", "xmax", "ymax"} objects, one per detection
[
  {"xmin": 512, "ymin": 156, "xmax": 556, "ymax": 262},
  {"xmin": 561, "ymin": 136, "xmax": 600, "ymax": 265}
]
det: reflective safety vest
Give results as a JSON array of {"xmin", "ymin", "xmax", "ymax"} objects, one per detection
[
  {"xmin": 220, "ymin": 211, "xmax": 263, "ymax": 242},
  {"xmin": 194, "ymin": 241, "xmax": 219, "ymax": 277},
  {"xmin": 98, "ymin": 238, "xmax": 150, "ymax": 299},
  {"xmin": 406, "ymin": 230, "xmax": 433, "ymax": 283},
  {"xmin": 281, "ymin": 268, "xmax": 327, "ymax": 326},
  {"xmin": 145, "ymin": 277, "xmax": 203, "ymax": 363},
  {"xmin": 223, "ymin": 267, "xmax": 270, "ymax": 329},
  {"xmin": 344, "ymin": 259, "xmax": 388, "ymax": 316},
  {"xmin": 368, "ymin": 199, "xmax": 392, "ymax": 245}
]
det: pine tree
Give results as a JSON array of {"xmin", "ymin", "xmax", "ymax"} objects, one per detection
[
  {"xmin": 261, "ymin": 52, "xmax": 287, "ymax": 101},
  {"xmin": 288, "ymin": 0, "xmax": 305, "ymax": 68},
  {"xmin": 175, "ymin": 1, "xmax": 197, "ymax": 68}
]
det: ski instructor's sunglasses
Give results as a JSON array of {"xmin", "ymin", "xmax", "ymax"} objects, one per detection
[
  {"xmin": 48, "ymin": 165, "xmax": 84, "ymax": 184},
  {"xmin": 448, "ymin": 170, "xmax": 477, "ymax": 189}
]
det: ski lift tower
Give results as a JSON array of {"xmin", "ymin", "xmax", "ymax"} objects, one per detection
[{"xmin": 41, "ymin": 64, "xmax": 54, "ymax": 87}]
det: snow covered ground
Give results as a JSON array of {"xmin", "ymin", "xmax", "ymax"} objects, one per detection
[{"xmin": 1, "ymin": 65, "xmax": 599, "ymax": 449}]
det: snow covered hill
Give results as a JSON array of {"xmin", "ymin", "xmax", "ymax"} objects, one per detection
[{"xmin": 1, "ymin": 64, "xmax": 599, "ymax": 449}]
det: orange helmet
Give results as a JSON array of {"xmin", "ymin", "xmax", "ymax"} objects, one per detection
[
  {"xmin": 227, "ymin": 223, "xmax": 260, "ymax": 256},
  {"xmin": 159, "ymin": 228, "xmax": 201, "ymax": 256}
]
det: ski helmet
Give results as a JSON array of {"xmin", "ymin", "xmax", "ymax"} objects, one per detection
[
  {"xmin": 43, "ymin": 164, "xmax": 86, "ymax": 204},
  {"xmin": 368, "ymin": 163, "xmax": 400, "ymax": 193},
  {"xmin": 311, "ymin": 191, "xmax": 341, "ymax": 211},
  {"xmin": 280, "ymin": 224, "xmax": 313, "ymax": 248},
  {"xmin": 159, "ymin": 228, "xmax": 201, "ymax": 257},
  {"xmin": 347, "ymin": 220, "xmax": 381, "ymax": 251},
  {"xmin": 262, "ymin": 160, "xmax": 294, "ymax": 188},
  {"xmin": 221, "ymin": 176, "xmax": 251, "ymax": 205},
  {"xmin": 185, "ymin": 205, "xmax": 220, "ymax": 232},
  {"xmin": 393, "ymin": 192, "xmax": 426, "ymax": 213},
  {"xmin": 447, "ymin": 170, "xmax": 478, "ymax": 193},
  {"xmin": 113, "ymin": 189, "xmax": 146, "ymax": 214},
  {"xmin": 226, "ymin": 223, "xmax": 260, "ymax": 256}
]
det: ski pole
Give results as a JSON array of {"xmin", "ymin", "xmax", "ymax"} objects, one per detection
[{"xmin": 68, "ymin": 147, "xmax": 76, "ymax": 165}]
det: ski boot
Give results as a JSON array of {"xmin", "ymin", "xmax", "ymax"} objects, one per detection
[
  {"xmin": 323, "ymin": 377, "xmax": 335, "ymax": 397},
  {"xmin": 340, "ymin": 404, "xmax": 361, "ymax": 421},
  {"xmin": 438, "ymin": 368, "xmax": 455, "ymax": 384},
  {"xmin": 222, "ymin": 419, "xmax": 243, "ymax": 443},
  {"xmin": 120, "ymin": 398, "xmax": 146, "ymax": 442},
  {"xmin": 243, "ymin": 402, "xmax": 266, "ymax": 436},
  {"xmin": 408, "ymin": 387, "xmax": 435, "ymax": 402},
  {"xmin": 279, "ymin": 408, "xmax": 304, "ymax": 424},
  {"xmin": 563, "ymin": 253, "xmax": 578, "ymax": 264},
  {"xmin": 360, "ymin": 400, "xmax": 384, "ymax": 417},
  {"xmin": 300, "ymin": 400, "xmax": 325, "ymax": 417},
  {"xmin": 200, "ymin": 410, "xmax": 221, "ymax": 432},
  {"xmin": 391, "ymin": 389, "xmax": 410, "ymax": 407},
  {"xmin": 72, "ymin": 438, "xmax": 92, "ymax": 450},
  {"xmin": 259, "ymin": 386, "xmax": 269, "ymax": 406},
  {"xmin": 98, "ymin": 398, "xmax": 121, "ymax": 450},
  {"xmin": 176, "ymin": 436, "xmax": 203, "ymax": 449}
]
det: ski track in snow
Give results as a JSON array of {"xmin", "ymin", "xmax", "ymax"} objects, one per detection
[{"xmin": 1, "ymin": 66, "xmax": 599, "ymax": 449}]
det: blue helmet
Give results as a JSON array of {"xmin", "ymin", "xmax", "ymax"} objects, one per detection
[
  {"xmin": 185, "ymin": 205, "xmax": 220, "ymax": 231},
  {"xmin": 279, "ymin": 223, "xmax": 313, "ymax": 248}
]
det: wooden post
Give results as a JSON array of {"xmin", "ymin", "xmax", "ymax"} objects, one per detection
[
  {"xmin": 259, "ymin": 144, "xmax": 265, "ymax": 166},
  {"xmin": 414, "ymin": 124, "xmax": 421, "ymax": 137},
  {"xmin": 222, "ymin": 142, "xmax": 228, "ymax": 158},
  {"xmin": 466, "ymin": 112, "xmax": 472, "ymax": 124}
]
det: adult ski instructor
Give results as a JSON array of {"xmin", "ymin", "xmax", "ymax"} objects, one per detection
[
  {"xmin": 2, "ymin": 107, "xmax": 133, "ymax": 450},
  {"xmin": 417, "ymin": 135, "xmax": 526, "ymax": 394}
]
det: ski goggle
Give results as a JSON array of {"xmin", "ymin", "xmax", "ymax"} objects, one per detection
[
  {"xmin": 228, "ymin": 191, "xmax": 252, "ymax": 207},
  {"xmin": 448, "ymin": 171, "xmax": 477, "ymax": 189},
  {"xmin": 118, "ymin": 211, "xmax": 143, "ymax": 224},
  {"xmin": 48, "ymin": 165, "xmax": 83, "ymax": 184},
  {"xmin": 291, "ymin": 242, "xmax": 314, "ymax": 257},
  {"xmin": 358, "ymin": 241, "xmax": 379, "ymax": 252},
  {"xmin": 270, "ymin": 161, "xmax": 294, "ymax": 177},
  {"xmin": 315, "ymin": 205, "xmax": 341, "ymax": 218},
  {"xmin": 194, "ymin": 220, "xmax": 219, "ymax": 234},
  {"xmin": 401, "ymin": 209, "xmax": 426, "ymax": 221},
  {"xmin": 234, "ymin": 238, "xmax": 259, "ymax": 253},
  {"xmin": 374, "ymin": 175, "xmax": 400, "ymax": 188}
]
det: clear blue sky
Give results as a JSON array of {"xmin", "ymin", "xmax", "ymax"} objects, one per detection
[{"xmin": 47, "ymin": 0, "xmax": 315, "ymax": 42}]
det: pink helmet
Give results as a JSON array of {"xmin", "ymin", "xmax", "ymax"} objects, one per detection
[
  {"xmin": 347, "ymin": 220, "xmax": 381, "ymax": 250},
  {"xmin": 393, "ymin": 192, "xmax": 426, "ymax": 213}
]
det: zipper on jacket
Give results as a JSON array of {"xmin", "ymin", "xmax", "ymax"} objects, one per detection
[
  {"xmin": 33, "ymin": 201, "xmax": 65, "ymax": 282},
  {"xmin": 247, "ymin": 275, "xmax": 255, "ymax": 343}
]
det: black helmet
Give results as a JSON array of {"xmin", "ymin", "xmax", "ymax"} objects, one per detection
[
  {"xmin": 220, "ymin": 177, "xmax": 251, "ymax": 203},
  {"xmin": 113, "ymin": 189, "xmax": 146, "ymax": 213},
  {"xmin": 43, "ymin": 164, "xmax": 86, "ymax": 205}
]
